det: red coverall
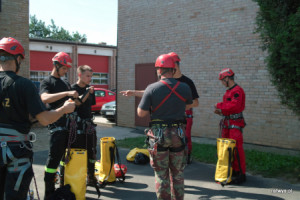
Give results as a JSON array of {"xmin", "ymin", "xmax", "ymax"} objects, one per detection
[
  {"xmin": 216, "ymin": 84, "xmax": 246, "ymax": 174},
  {"xmin": 185, "ymin": 109, "xmax": 193, "ymax": 154}
]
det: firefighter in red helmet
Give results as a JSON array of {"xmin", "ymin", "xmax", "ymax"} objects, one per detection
[
  {"xmin": 40, "ymin": 51, "xmax": 79, "ymax": 198},
  {"xmin": 214, "ymin": 68, "xmax": 246, "ymax": 184},
  {"xmin": 168, "ymin": 52, "xmax": 199, "ymax": 164},
  {"xmin": 138, "ymin": 54, "xmax": 192, "ymax": 200},
  {"xmin": 120, "ymin": 52, "xmax": 199, "ymax": 164},
  {"xmin": 0, "ymin": 37, "xmax": 75, "ymax": 199}
]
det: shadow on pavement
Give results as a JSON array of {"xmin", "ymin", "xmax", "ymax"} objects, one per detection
[
  {"xmin": 185, "ymin": 185, "xmax": 285, "ymax": 200},
  {"xmin": 86, "ymin": 186, "xmax": 156, "ymax": 200}
]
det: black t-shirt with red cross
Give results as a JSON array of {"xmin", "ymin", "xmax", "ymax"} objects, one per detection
[
  {"xmin": 0, "ymin": 71, "xmax": 46, "ymax": 134},
  {"xmin": 138, "ymin": 78, "xmax": 193, "ymax": 121},
  {"xmin": 40, "ymin": 75, "xmax": 71, "ymax": 127}
]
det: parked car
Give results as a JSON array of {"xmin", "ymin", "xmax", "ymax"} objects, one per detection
[
  {"xmin": 91, "ymin": 88, "xmax": 116, "ymax": 113},
  {"xmin": 101, "ymin": 101, "xmax": 116, "ymax": 121}
]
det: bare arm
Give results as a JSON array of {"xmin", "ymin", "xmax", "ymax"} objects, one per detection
[
  {"xmin": 41, "ymin": 91, "xmax": 79, "ymax": 104},
  {"xmin": 137, "ymin": 107, "xmax": 149, "ymax": 117},
  {"xmin": 35, "ymin": 100, "xmax": 75, "ymax": 126},
  {"xmin": 186, "ymin": 98, "xmax": 199, "ymax": 110},
  {"xmin": 120, "ymin": 90, "xmax": 145, "ymax": 97},
  {"xmin": 74, "ymin": 87, "xmax": 94, "ymax": 106}
]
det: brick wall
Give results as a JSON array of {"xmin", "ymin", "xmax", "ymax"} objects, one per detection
[
  {"xmin": 0, "ymin": 0, "xmax": 29, "ymax": 78},
  {"xmin": 117, "ymin": 0, "xmax": 300, "ymax": 150}
]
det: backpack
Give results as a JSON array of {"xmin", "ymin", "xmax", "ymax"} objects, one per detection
[{"xmin": 134, "ymin": 153, "xmax": 150, "ymax": 165}]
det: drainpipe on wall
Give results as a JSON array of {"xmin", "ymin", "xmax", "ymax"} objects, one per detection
[
  {"xmin": 109, "ymin": 48, "xmax": 117, "ymax": 90},
  {"xmin": 69, "ymin": 45, "xmax": 78, "ymax": 84}
]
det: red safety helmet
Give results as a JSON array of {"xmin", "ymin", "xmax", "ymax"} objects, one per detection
[
  {"xmin": 218, "ymin": 68, "xmax": 235, "ymax": 80},
  {"xmin": 114, "ymin": 164, "xmax": 127, "ymax": 178},
  {"xmin": 0, "ymin": 37, "xmax": 25, "ymax": 58},
  {"xmin": 168, "ymin": 52, "xmax": 181, "ymax": 62},
  {"xmin": 52, "ymin": 52, "xmax": 72, "ymax": 68},
  {"xmin": 155, "ymin": 54, "xmax": 175, "ymax": 68}
]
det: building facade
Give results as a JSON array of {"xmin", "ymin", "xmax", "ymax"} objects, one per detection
[
  {"xmin": 0, "ymin": 0, "xmax": 117, "ymax": 89},
  {"xmin": 29, "ymin": 39, "xmax": 117, "ymax": 90},
  {"xmin": 0, "ymin": 0, "xmax": 30, "ymax": 78},
  {"xmin": 117, "ymin": 0, "xmax": 300, "ymax": 150}
]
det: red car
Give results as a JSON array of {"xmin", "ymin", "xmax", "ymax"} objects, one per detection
[{"xmin": 91, "ymin": 88, "xmax": 116, "ymax": 113}]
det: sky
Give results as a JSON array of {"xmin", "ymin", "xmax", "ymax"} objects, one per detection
[{"xmin": 29, "ymin": 0, "xmax": 118, "ymax": 46}]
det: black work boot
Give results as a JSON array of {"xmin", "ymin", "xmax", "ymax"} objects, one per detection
[
  {"xmin": 87, "ymin": 175, "xmax": 98, "ymax": 187},
  {"xmin": 44, "ymin": 172, "xmax": 56, "ymax": 200},
  {"xmin": 231, "ymin": 173, "xmax": 246, "ymax": 184},
  {"xmin": 187, "ymin": 153, "xmax": 192, "ymax": 164},
  {"xmin": 87, "ymin": 164, "xmax": 102, "ymax": 197},
  {"xmin": 87, "ymin": 161, "xmax": 97, "ymax": 186},
  {"xmin": 44, "ymin": 181, "xmax": 55, "ymax": 200}
]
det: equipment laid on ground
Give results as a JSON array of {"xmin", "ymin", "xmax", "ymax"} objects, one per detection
[
  {"xmin": 64, "ymin": 148, "xmax": 87, "ymax": 200},
  {"xmin": 215, "ymin": 138, "xmax": 236, "ymax": 186},
  {"xmin": 96, "ymin": 137, "xmax": 125, "ymax": 187},
  {"xmin": 126, "ymin": 147, "xmax": 150, "ymax": 162},
  {"xmin": 134, "ymin": 152, "xmax": 150, "ymax": 164}
]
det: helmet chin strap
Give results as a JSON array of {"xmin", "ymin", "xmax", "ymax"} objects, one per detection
[
  {"xmin": 157, "ymin": 68, "xmax": 163, "ymax": 80},
  {"xmin": 55, "ymin": 64, "xmax": 62, "ymax": 77},
  {"xmin": 222, "ymin": 77, "xmax": 229, "ymax": 87},
  {"xmin": 13, "ymin": 56, "xmax": 20, "ymax": 73},
  {"xmin": 172, "ymin": 68, "xmax": 176, "ymax": 76}
]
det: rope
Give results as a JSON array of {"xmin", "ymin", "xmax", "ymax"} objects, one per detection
[
  {"xmin": 219, "ymin": 119, "xmax": 224, "ymax": 138},
  {"xmin": 85, "ymin": 122, "xmax": 96, "ymax": 157},
  {"xmin": 65, "ymin": 113, "xmax": 77, "ymax": 164},
  {"xmin": 33, "ymin": 173, "xmax": 40, "ymax": 200}
]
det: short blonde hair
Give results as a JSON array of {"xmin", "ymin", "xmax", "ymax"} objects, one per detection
[{"xmin": 77, "ymin": 65, "xmax": 93, "ymax": 74}]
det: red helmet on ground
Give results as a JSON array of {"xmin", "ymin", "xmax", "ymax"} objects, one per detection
[
  {"xmin": 52, "ymin": 52, "xmax": 72, "ymax": 68},
  {"xmin": 155, "ymin": 54, "xmax": 175, "ymax": 68},
  {"xmin": 114, "ymin": 164, "xmax": 127, "ymax": 178},
  {"xmin": 0, "ymin": 37, "xmax": 25, "ymax": 58},
  {"xmin": 168, "ymin": 52, "xmax": 181, "ymax": 62},
  {"xmin": 219, "ymin": 68, "xmax": 235, "ymax": 80}
]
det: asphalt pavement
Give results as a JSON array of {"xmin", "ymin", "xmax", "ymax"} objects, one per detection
[{"xmin": 30, "ymin": 115, "xmax": 300, "ymax": 200}]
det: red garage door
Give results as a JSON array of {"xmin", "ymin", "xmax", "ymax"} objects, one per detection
[
  {"xmin": 30, "ymin": 51, "xmax": 57, "ymax": 71},
  {"xmin": 78, "ymin": 54, "xmax": 109, "ymax": 89}
]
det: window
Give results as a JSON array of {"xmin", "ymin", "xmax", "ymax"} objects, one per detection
[
  {"xmin": 95, "ymin": 90, "xmax": 106, "ymax": 97},
  {"xmin": 108, "ymin": 92, "xmax": 115, "ymax": 96},
  {"xmin": 30, "ymin": 71, "xmax": 51, "ymax": 82},
  {"xmin": 92, "ymin": 73, "xmax": 108, "ymax": 85}
]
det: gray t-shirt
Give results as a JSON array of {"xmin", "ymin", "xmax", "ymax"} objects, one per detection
[{"xmin": 138, "ymin": 78, "xmax": 193, "ymax": 121}]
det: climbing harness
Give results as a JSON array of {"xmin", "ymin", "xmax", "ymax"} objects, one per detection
[
  {"xmin": 0, "ymin": 128, "xmax": 36, "ymax": 191},
  {"xmin": 219, "ymin": 112, "xmax": 245, "ymax": 137},
  {"xmin": 146, "ymin": 120, "xmax": 186, "ymax": 154}
]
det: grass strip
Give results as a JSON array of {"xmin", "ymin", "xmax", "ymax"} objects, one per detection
[{"xmin": 116, "ymin": 136, "xmax": 300, "ymax": 183}]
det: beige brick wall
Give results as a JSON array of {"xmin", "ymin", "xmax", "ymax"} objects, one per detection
[
  {"xmin": 117, "ymin": 0, "xmax": 300, "ymax": 150},
  {"xmin": 0, "ymin": 0, "xmax": 29, "ymax": 78}
]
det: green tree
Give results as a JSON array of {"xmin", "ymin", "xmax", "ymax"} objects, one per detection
[
  {"xmin": 29, "ymin": 15, "xmax": 87, "ymax": 43},
  {"xmin": 29, "ymin": 15, "xmax": 51, "ymax": 38},
  {"xmin": 253, "ymin": 0, "xmax": 300, "ymax": 115}
]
